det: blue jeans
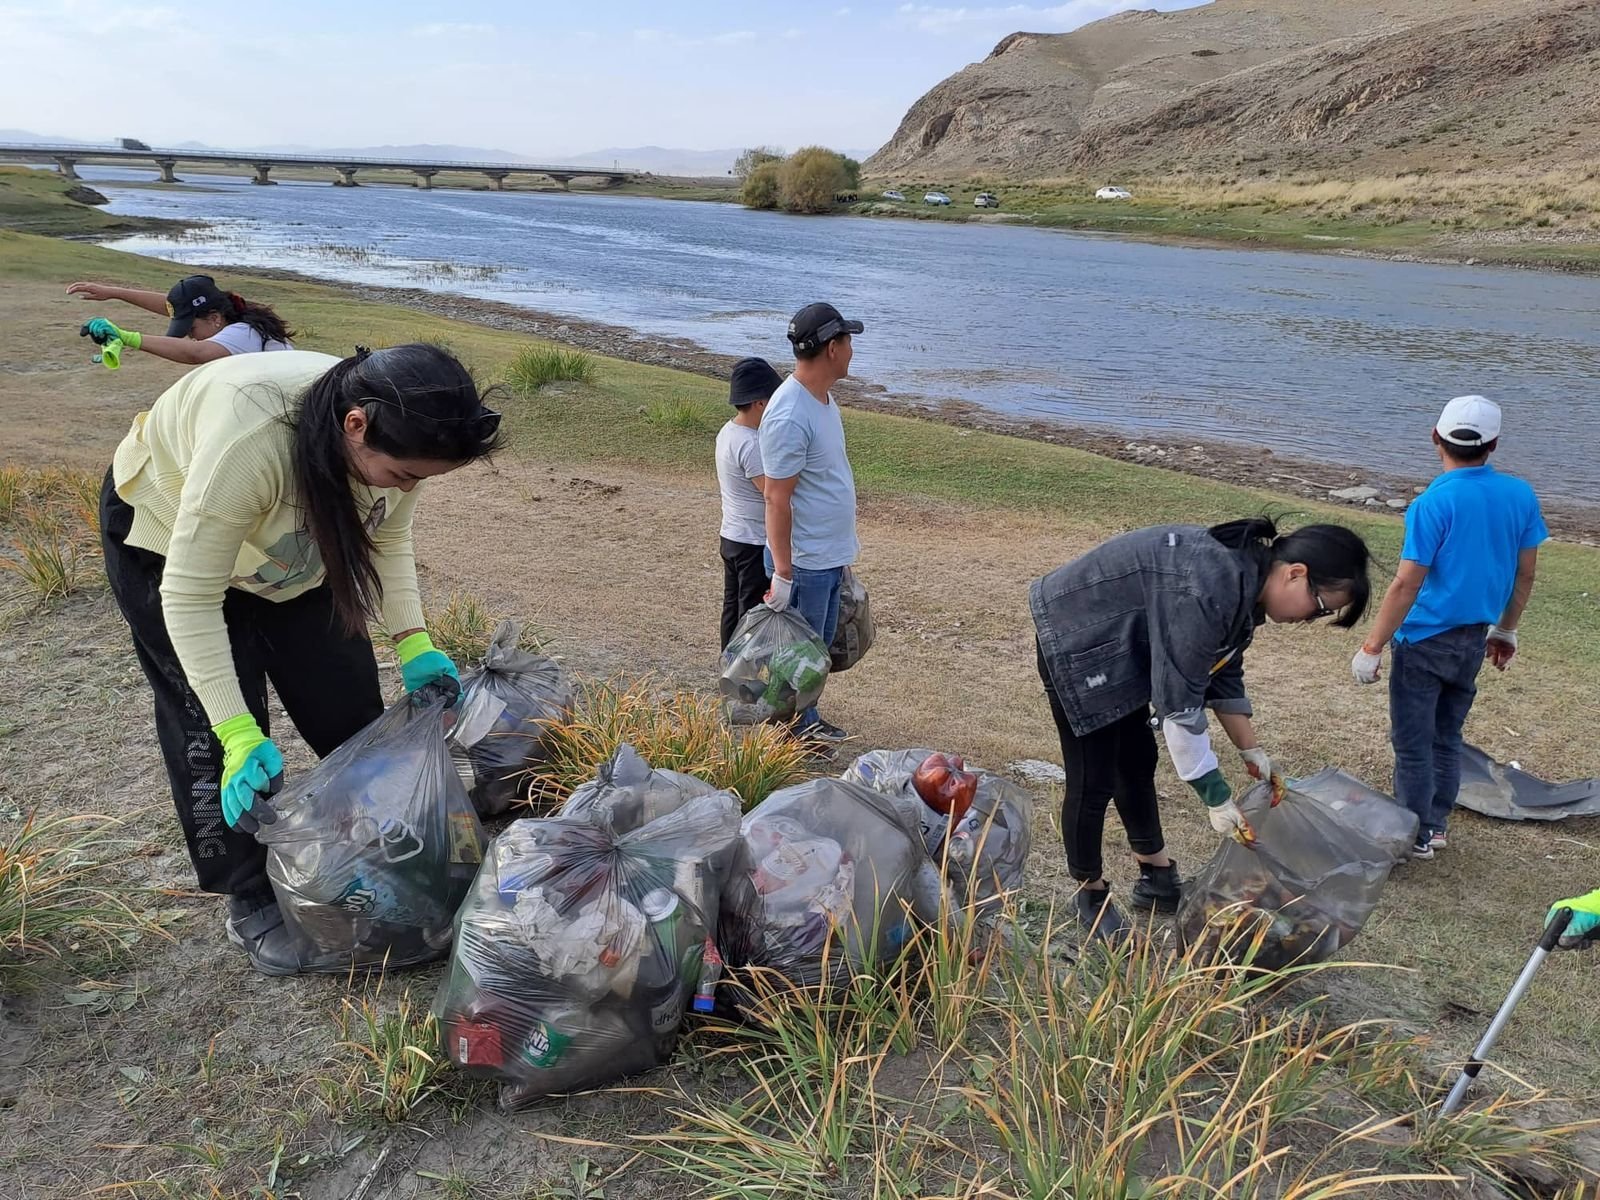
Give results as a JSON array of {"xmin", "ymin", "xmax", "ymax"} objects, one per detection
[
  {"xmin": 1390, "ymin": 625, "xmax": 1487, "ymax": 839},
  {"xmin": 764, "ymin": 548, "xmax": 842, "ymax": 728}
]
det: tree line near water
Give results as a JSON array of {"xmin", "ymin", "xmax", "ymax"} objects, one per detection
[{"xmin": 736, "ymin": 146, "xmax": 862, "ymax": 214}]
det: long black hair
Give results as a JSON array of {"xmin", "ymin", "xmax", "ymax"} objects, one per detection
[
  {"xmin": 291, "ymin": 344, "xmax": 502, "ymax": 632},
  {"xmin": 221, "ymin": 290, "xmax": 294, "ymax": 345},
  {"xmin": 1208, "ymin": 517, "xmax": 1372, "ymax": 627}
]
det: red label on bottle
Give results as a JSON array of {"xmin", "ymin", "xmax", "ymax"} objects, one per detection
[{"xmin": 451, "ymin": 1019, "xmax": 502, "ymax": 1067}]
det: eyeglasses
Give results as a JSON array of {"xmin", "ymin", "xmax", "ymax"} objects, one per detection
[{"xmin": 1306, "ymin": 577, "xmax": 1331, "ymax": 618}]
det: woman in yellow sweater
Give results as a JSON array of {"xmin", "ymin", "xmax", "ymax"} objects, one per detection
[{"xmin": 99, "ymin": 343, "xmax": 501, "ymax": 975}]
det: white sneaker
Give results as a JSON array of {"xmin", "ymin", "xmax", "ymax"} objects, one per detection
[{"xmin": 1428, "ymin": 830, "xmax": 1448, "ymax": 850}]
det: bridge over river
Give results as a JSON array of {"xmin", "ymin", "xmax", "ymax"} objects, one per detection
[{"xmin": 0, "ymin": 143, "xmax": 641, "ymax": 190}]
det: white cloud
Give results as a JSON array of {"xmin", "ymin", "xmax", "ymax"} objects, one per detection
[
  {"xmin": 836, "ymin": 5, "xmax": 852, "ymax": 13},
  {"xmin": 410, "ymin": 22, "xmax": 496, "ymax": 37},
  {"xmin": 633, "ymin": 27, "xmax": 758, "ymax": 48},
  {"xmin": 782, "ymin": 27, "xmax": 802, "ymax": 39},
  {"xmin": 894, "ymin": 1, "xmax": 1194, "ymax": 36}
]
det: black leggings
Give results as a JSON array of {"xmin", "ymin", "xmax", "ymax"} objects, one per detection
[
  {"xmin": 100, "ymin": 471, "xmax": 384, "ymax": 898},
  {"xmin": 1037, "ymin": 643, "xmax": 1166, "ymax": 883}
]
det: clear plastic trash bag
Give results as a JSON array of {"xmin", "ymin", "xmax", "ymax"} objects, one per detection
[{"xmin": 719, "ymin": 604, "xmax": 830, "ymax": 725}]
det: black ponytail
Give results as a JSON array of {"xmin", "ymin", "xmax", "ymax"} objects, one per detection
[
  {"xmin": 1208, "ymin": 516, "xmax": 1372, "ymax": 627},
  {"xmin": 224, "ymin": 291, "xmax": 294, "ymax": 346},
  {"xmin": 290, "ymin": 344, "xmax": 503, "ymax": 633}
]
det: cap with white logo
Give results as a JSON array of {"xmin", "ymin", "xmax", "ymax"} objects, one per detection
[{"xmin": 1434, "ymin": 394, "xmax": 1501, "ymax": 447}]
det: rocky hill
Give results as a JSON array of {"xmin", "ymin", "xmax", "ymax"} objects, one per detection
[{"xmin": 866, "ymin": 0, "xmax": 1600, "ymax": 180}]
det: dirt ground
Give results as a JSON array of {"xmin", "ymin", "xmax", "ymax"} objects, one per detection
[{"xmin": 3, "ymin": 282, "xmax": 1598, "ymax": 1197}]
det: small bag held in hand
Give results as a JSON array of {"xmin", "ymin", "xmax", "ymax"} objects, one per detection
[
  {"xmin": 829, "ymin": 568, "xmax": 875, "ymax": 674},
  {"xmin": 260, "ymin": 688, "xmax": 488, "ymax": 974}
]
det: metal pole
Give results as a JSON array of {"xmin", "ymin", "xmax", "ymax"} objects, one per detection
[{"xmin": 1440, "ymin": 906, "xmax": 1572, "ymax": 1116}]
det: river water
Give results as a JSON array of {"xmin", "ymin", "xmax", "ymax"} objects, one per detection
[{"xmin": 71, "ymin": 164, "xmax": 1600, "ymax": 502}]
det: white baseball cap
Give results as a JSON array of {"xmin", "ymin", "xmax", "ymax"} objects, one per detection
[{"xmin": 1434, "ymin": 394, "xmax": 1501, "ymax": 447}]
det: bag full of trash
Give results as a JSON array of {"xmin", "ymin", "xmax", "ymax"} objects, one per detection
[
  {"xmin": 450, "ymin": 621, "xmax": 575, "ymax": 816},
  {"xmin": 259, "ymin": 685, "xmax": 487, "ymax": 973},
  {"xmin": 718, "ymin": 778, "xmax": 924, "ymax": 1012},
  {"xmin": 719, "ymin": 604, "xmax": 830, "ymax": 725},
  {"xmin": 433, "ymin": 776, "xmax": 741, "ymax": 1110},
  {"xmin": 560, "ymin": 743, "xmax": 719, "ymax": 835},
  {"xmin": 1177, "ymin": 782, "xmax": 1399, "ymax": 973},
  {"xmin": 829, "ymin": 568, "xmax": 875, "ymax": 674},
  {"xmin": 1288, "ymin": 768, "xmax": 1419, "ymax": 864}
]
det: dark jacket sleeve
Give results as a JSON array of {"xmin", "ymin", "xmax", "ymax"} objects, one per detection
[
  {"xmin": 1204, "ymin": 649, "xmax": 1253, "ymax": 717},
  {"xmin": 1146, "ymin": 586, "xmax": 1227, "ymax": 731}
]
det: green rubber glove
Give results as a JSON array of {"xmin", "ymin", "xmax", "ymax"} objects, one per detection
[
  {"xmin": 1548, "ymin": 887, "xmax": 1600, "ymax": 950},
  {"xmin": 82, "ymin": 317, "xmax": 141, "ymax": 350},
  {"xmin": 93, "ymin": 337, "xmax": 125, "ymax": 370},
  {"xmin": 214, "ymin": 714, "xmax": 283, "ymax": 832},
  {"xmin": 396, "ymin": 631, "xmax": 460, "ymax": 694}
]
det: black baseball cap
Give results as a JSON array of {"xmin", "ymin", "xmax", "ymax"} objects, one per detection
[
  {"xmin": 164, "ymin": 275, "xmax": 233, "ymax": 337},
  {"xmin": 787, "ymin": 302, "xmax": 864, "ymax": 354},
  {"xmin": 729, "ymin": 357, "xmax": 782, "ymax": 406}
]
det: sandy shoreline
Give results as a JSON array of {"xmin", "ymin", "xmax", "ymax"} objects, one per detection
[{"xmin": 182, "ymin": 262, "xmax": 1600, "ymax": 544}]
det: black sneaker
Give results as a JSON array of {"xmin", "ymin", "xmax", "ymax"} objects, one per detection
[
  {"xmin": 1129, "ymin": 860, "xmax": 1183, "ymax": 914},
  {"xmin": 796, "ymin": 718, "xmax": 849, "ymax": 746},
  {"xmin": 1075, "ymin": 885, "xmax": 1128, "ymax": 944},
  {"xmin": 225, "ymin": 892, "xmax": 304, "ymax": 977},
  {"xmin": 1409, "ymin": 836, "xmax": 1435, "ymax": 862}
]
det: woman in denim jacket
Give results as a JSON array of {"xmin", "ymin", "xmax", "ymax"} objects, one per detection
[{"xmin": 1031, "ymin": 518, "xmax": 1372, "ymax": 940}]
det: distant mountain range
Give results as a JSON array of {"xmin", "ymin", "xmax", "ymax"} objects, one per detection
[{"xmin": 0, "ymin": 131, "xmax": 872, "ymax": 179}]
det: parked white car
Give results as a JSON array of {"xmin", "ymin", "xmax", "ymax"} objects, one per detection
[
  {"xmin": 923, "ymin": 191, "xmax": 952, "ymax": 206},
  {"xmin": 882, "ymin": 189, "xmax": 906, "ymax": 201},
  {"xmin": 1095, "ymin": 186, "xmax": 1133, "ymax": 201},
  {"xmin": 974, "ymin": 192, "xmax": 1000, "ymax": 209}
]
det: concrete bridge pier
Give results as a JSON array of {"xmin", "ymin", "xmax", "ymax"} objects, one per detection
[
  {"xmin": 52, "ymin": 156, "xmax": 79, "ymax": 180},
  {"xmin": 251, "ymin": 163, "xmax": 276, "ymax": 185},
  {"xmin": 414, "ymin": 169, "xmax": 439, "ymax": 189},
  {"xmin": 155, "ymin": 159, "xmax": 181, "ymax": 183},
  {"xmin": 544, "ymin": 173, "xmax": 575, "ymax": 189},
  {"xmin": 483, "ymin": 170, "xmax": 509, "ymax": 191},
  {"xmin": 334, "ymin": 167, "xmax": 359, "ymax": 187}
]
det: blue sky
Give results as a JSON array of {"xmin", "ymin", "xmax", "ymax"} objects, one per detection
[{"xmin": 2, "ymin": 0, "xmax": 1206, "ymax": 156}]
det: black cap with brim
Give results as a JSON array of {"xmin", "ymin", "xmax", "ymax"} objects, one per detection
[
  {"xmin": 164, "ymin": 274, "xmax": 231, "ymax": 337},
  {"xmin": 787, "ymin": 301, "xmax": 864, "ymax": 354},
  {"xmin": 729, "ymin": 357, "xmax": 783, "ymax": 406}
]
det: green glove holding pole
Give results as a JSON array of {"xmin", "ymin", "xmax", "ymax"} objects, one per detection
[
  {"xmin": 1547, "ymin": 888, "xmax": 1600, "ymax": 949},
  {"xmin": 80, "ymin": 317, "xmax": 141, "ymax": 369}
]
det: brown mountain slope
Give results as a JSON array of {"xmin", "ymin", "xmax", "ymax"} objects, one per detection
[{"xmin": 865, "ymin": 0, "xmax": 1600, "ymax": 180}]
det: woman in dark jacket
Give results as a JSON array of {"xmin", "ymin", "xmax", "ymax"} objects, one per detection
[{"xmin": 1031, "ymin": 518, "xmax": 1372, "ymax": 940}]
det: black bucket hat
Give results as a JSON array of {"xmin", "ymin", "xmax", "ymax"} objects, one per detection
[{"xmin": 729, "ymin": 357, "xmax": 783, "ymax": 406}]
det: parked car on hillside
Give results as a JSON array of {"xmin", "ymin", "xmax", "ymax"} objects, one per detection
[
  {"xmin": 882, "ymin": 189, "xmax": 906, "ymax": 201},
  {"xmin": 923, "ymin": 191, "xmax": 951, "ymax": 206},
  {"xmin": 1095, "ymin": 186, "xmax": 1133, "ymax": 201},
  {"xmin": 974, "ymin": 192, "xmax": 1000, "ymax": 209}
]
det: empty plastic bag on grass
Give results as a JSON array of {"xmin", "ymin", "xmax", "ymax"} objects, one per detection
[
  {"xmin": 259, "ymin": 687, "xmax": 487, "ymax": 973},
  {"xmin": 433, "ymin": 785, "xmax": 741, "ymax": 1110},
  {"xmin": 717, "ymin": 778, "xmax": 924, "ymax": 1013},
  {"xmin": 1289, "ymin": 768, "xmax": 1419, "ymax": 864},
  {"xmin": 829, "ymin": 567, "xmax": 876, "ymax": 674},
  {"xmin": 450, "ymin": 621, "xmax": 575, "ymax": 815},
  {"xmin": 843, "ymin": 749, "xmax": 1033, "ymax": 914},
  {"xmin": 1176, "ymin": 782, "xmax": 1400, "ymax": 973},
  {"xmin": 560, "ymin": 743, "xmax": 718, "ymax": 834},
  {"xmin": 719, "ymin": 604, "xmax": 830, "ymax": 724}
]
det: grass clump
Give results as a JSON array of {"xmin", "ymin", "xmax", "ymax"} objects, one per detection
[
  {"xmin": 644, "ymin": 396, "xmax": 715, "ymax": 433},
  {"xmin": 534, "ymin": 677, "xmax": 808, "ymax": 809},
  {"xmin": 505, "ymin": 344, "xmax": 598, "ymax": 393},
  {"xmin": 420, "ymin": 589, "xmax": 528, "ymax": 665},
  {"xmin": 1, "ymin": 812, "xmax": 153, "ymax": 963},
  {"xmin": 319, "ymin": 985, "xmax": 445, "ymax": 1123},
  {"xmin": 0, "ymin": 467, "xmax": 104, "ymax": 608}
]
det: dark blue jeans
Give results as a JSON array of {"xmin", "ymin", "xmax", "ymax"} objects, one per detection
[
  {"xmin": 764, "ymin": 548, "xmax": 842, "ymax": 728},
  {"xmin": 1390, "ymin": 624, "xmax": 1487, "ymax": 839}
]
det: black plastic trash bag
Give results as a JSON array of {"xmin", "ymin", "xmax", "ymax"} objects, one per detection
[
  {"xmin": 842, "ymin": 749, "xmax": 1033, "ymax": 915},
  {"xmin": 718, "ymin": 778, "xmax": 924, "ymax": 1010},
  {"xmin": 1177, "ymin": 783, "xmax": 1400, "ymax": 973},
  {"xmin": 450, "ymin": 621, "xmax": 574, "ymax": 816},
  {"xmin": 829, "ymin": 568, "xmax": 875, "ymax": 674},
  {"xmin": 259, "ymin": 688, "xmax": 487, "ymax": 973},
  {"xmin": 1289, "ymin": 768, "xmax": 1419, "ymax": 864},
  {"xmin": 719, "ymin": 604, "xmax": 830, "ymax": 724},
  {"xmin": 433, "ymin": 782, "xmax": 741, "ymax": 1110},
  {"xmin": 560, "ymin": 743, "xmax": 718, "ymax": 835}
]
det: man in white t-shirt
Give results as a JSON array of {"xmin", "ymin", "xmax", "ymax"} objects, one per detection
[
  {"xmin": 760, "ymin": 302, "xmax": 864, "ymax": 744},
  {"xmin": 716, "ymin": 357, "xmax": 782, "ymax": 648}
]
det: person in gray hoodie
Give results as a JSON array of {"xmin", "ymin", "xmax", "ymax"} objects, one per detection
[{"xmin": 1031, "ymin": 518, "xmax": 1373, "ymax": 941}]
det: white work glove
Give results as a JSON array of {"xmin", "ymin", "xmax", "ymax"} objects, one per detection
[
  {"xmin": 1351, "ymin": 644, "xmax": 1384, "ymax": 685},
  {"xmin": 1207, "ymin": 798, "xmax": 1257, "ymax": 847},
  {"xmin": 765, "ymin": 573, "xmax": 794, "ymax": 613},
  {"xmin": 1240, "ymin": 747, "xmax": 1286, "ymax": 806},
  {"xmin": 1486, "ymin": 624, "xmax": 1518, "ymax": 672}
]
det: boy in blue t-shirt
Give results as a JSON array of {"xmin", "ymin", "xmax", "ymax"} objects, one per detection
[{"xmin": 1351, "ymin": 396, "xmax": 1548, "ymax": 860}]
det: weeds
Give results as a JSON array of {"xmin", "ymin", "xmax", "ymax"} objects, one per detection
[
  {"xmin": 421, "ymin": 589, "xmax": 524, "ymax": 664},
  {"xmin": 0, "ymin": 467, "xmax": 103, "ymax": 607},
  {"xmin": 0, "ymin": 811, "xmax": 153, "ymax": 962},
  {"xmin": 320, "ymin": 985, "xmax": 445, "ymax": 1123},
  {"xmin": 644, "ymin": 397, "xmax": 710, "ymax": 433},
  {"xmin": 534, "ymin": 677, "xmax": 808, "ymax": 809},
  {"xmin": 506, "ymin": 344, "xmax": 598, "ymax": 394}
]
